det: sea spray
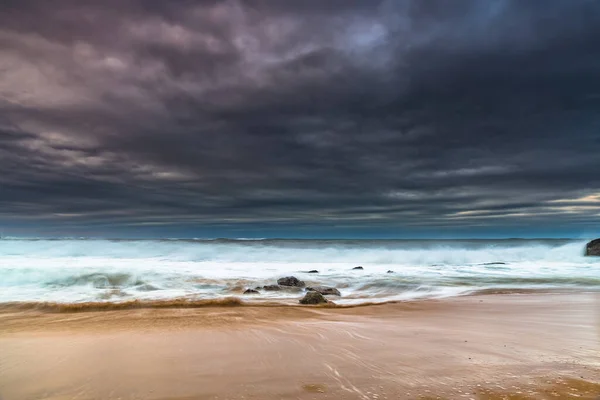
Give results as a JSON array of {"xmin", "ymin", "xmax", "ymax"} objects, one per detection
[{"xmin": 0, "ymin": 239, "xmax": 598, "ymax": 305}]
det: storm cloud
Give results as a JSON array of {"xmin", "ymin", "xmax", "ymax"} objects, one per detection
[{"xmin": 1, "ymin": 0, "xmax": 599, "ymax": 237}]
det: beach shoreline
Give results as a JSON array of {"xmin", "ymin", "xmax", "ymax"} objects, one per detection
[{"xmin": 1, "ymin": 292, "xmax": 599, "ymax": 399}]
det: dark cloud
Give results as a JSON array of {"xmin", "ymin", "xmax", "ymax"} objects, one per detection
[{"xmin": 1, "ymin": 0, "xmax": 599, "ymax": 237}]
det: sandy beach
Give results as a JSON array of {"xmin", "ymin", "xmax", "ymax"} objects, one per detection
[{"xmin": 1, "ymin": 292, "xmax": 599, "ymax": 400}]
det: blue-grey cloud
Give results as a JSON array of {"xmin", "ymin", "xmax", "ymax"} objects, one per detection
[{"xmin": 0, "ymin": 0, "xmax": 599, "ymax": 237}]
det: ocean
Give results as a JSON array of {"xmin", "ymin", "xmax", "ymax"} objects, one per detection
[{"xmin": 0, "ymin": 238, "xmax": 598, "ymax": 306}]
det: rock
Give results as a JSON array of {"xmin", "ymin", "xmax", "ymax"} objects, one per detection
[
  {"xmin": 306, "ymin": 286, "xmax": 341, "ymax": 296},
  {"xmin": 262, "ymin": 284, "xmax": 302, "ymax": 292},
  {"xmin": 308, "ymin": 270, "xmax": 319, "ymax": 274},
  {"xmin": 277, "ymin": 276, "xmax": 306, "ymax": 287},
  {"xmin": 243, "ymin": 288, "xmax": 259, "ymax": 294},
  {"xmin": 262, "ymin": 285, "xmax": 282, "ymax": 291},
  {"xmin": 585, "ymin": 239, "xmax": 600, "ymax": 256},
  {"xmin": 352, "ymin": 266, "xmax": 364, "ymax": 270},
  {"xmin": 387, "ymin": 270, "xmax": 394, "ymax": 274},
  {"xmin": 299, "ymin": 291, "xmax": 328, "ymax": 304}
]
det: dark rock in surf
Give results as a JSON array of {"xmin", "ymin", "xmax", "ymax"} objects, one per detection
[
  {"xmin": 387, "ymin": 270, "xmax": 394, "ymax": 274},
  {"xmin": 308, "ymin": 270, "xmax": 319, "ymax": 274},
  {"xmin": 277, "ymin": 276, "xmax": 306, "ymax": 287},
  {"xmin": 585, "ymin": 239, "xmax": 600, "ymax": 256},
  {"xmin": 306, "ymin": 286, "xmax": 341, "ymax": 296},
  {"xmin": 352, "ymin": 266, "xmax": 364, "ymax": 270},
  {"xmin": 262, "ymin": 285, "xmax": 282, "ymax": 291},
  {"xmin": 243, "ymin": 288, "xmax": 259, "ymax": 294},
  {"xmin": 299, "ymin": 291, "xmax": 328, "ymax": 304},
  {"xmin": 262, "ymin": 284, "xmax": 302, "ymax": 292}
]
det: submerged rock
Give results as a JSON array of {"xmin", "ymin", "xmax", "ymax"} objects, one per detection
[
  {"xmin": 306, "ymin": 286, "xmax": 341, "ymax": 296},
  {"xmin": 262, "ymin": 285, "xmax": 282, "ymax": 291},
  {"xmin": 277, "ymin": 276, "xmax": 306, "ymax": 287},
  {"xmin": 352, "ymin": 266, "xmax": 364, "ymax": 270},
  {"xmin": 97, "ymin": 289, "xmax": 127, "ymax": 300},
  {"xmin": 308, "ymin": 270, "xmax": 319, "ymax": 274},
  {"xmin": 585, "ymin": 239, "xmax": 600, "ymax": 256},
  {"xmin": 135, "ymin": 283, "xmax": 160, "ymax": 291},
  {"xmin": 299, "ymin": 291, "xmax": 328, "ymax": 304},
  {"xmin": 243, "ymin": 288, "xmax": 259, "ymax": 294}
]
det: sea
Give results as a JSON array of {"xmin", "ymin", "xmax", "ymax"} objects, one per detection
[{"xmin": 0, "ymin": 238, "xmax": 598, "ymax": 306}]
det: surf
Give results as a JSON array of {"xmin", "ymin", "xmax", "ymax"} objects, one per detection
[{"xmin": 0, "ymin": 238, "xmax": 598, "ymax": 305}]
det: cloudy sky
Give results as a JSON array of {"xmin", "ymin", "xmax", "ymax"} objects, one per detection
[{"xmin": 1, "ymin": 0, "xmax": 599, "ymax": 238}]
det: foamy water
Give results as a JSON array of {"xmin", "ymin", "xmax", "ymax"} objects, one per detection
[{"xmin": 0, "ymin": 239, "xmax": 598, "ymax": 305}]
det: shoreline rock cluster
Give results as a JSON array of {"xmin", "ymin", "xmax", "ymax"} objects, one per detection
[
  {"xmin": 240, "ymin": 239, "xmax": 600, "ymax": 301},
  {"xmin": 243, "ymin": 266, "xmax": 365, "ymax": 304}
]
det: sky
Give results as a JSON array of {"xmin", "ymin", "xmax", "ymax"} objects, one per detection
[{"xmin": 0, "ymin": 0, "xmax": 599, "ymax": 238}]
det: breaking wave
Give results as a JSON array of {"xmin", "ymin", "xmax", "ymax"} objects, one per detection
[{"xmin": 0, "ymin": 238, "xmax": 598, "ymax": 306}]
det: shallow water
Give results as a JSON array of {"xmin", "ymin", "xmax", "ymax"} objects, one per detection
[{"xmin": 0, "ymin": 238, "xmax": 598, "ymax": 305}]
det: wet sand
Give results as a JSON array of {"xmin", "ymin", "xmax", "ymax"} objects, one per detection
[{"xmin": 0, "ymin": 293, "xmax": 599, "ymax": 399}]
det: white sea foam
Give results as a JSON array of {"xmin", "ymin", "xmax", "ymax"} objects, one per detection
[{"xmin": 0, "ymin": 239, "xmax": 598, "ymax": 304}]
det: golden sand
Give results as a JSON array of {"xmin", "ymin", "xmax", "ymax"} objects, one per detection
[{"xmin": 0, "ymin": 292, "xmax": 599, "ymax": 399}]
